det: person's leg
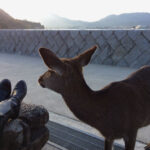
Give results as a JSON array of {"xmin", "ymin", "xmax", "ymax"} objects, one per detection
[
  {"xmin": 0, "ymin": 80, "xmax": 27, "ymax": 117},
  {"xmin": 0, "ymin": 80, "xmax": 27, "ymax": 136},
  {"xmin": 0, "ymin": 79, "xmax": 11, "ymax": 101}
]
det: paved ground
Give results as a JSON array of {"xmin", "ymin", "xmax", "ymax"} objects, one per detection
[
  {"xmin": 0, "ymin": 53, "xmax": 149, "ymax": 149},
  {"xmin": 42, "ymin": 141, "xmax": 67, "ymax": 150}
]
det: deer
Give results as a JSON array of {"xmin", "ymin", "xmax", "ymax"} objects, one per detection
[{"xmin": 38, "ymin": 45, "xmax": 150, "ymax": 150}]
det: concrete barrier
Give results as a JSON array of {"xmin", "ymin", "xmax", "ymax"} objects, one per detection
[{"xmin": 0, "ymin": 29, "xmax": 150, "ymax": 68}]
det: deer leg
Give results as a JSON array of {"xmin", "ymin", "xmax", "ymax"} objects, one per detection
[
  {"xmin": 124, "ymin": 130, "xmax": 137, "ymax": 150},
  {"xmin": 104, "ymin": 138, "xmax": 113, "ymax": 150}
]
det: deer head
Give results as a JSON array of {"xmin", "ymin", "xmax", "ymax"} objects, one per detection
[{"xmin": 38, "ymin": 46, "xmax": 97, "ymax": 94}]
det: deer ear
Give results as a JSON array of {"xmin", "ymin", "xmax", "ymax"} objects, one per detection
[
  {"xmin": 73, "ymin": 46, "xmax": 97, "ymax": 67},
  {"xmin": 39, "ymin": 48, "xmax": 66, "ymax": 75}
]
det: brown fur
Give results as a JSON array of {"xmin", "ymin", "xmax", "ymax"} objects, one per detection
[{"xmin": 38, "ymin": 46, "xmax": 150, "ymax": 150}]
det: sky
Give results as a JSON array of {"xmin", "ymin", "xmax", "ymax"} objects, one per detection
[{"xmin": 1, "ymin": 0, "xmax": 150, "ymax": 22}]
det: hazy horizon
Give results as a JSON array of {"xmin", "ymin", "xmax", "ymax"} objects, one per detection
[{"xmin": 1, "ymin": 0, "xmax": 150, "ymax": 23}]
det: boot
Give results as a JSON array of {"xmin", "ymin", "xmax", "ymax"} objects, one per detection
[
  {"xmin": 11, "ymin": 80, "xmax": 27, "ymax": 107},
  {"xmin": 0, "ymin": 79, "xmax": 11, "ymax": 102},
  {"xmin": 10, "ymin": 80, "xmax": 27, "ymax": 119}
]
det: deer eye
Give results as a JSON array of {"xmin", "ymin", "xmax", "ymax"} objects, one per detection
[
  {"xmin": 48, "ymin": 69, "xmax": 54, "ymax": 73},
  {"xmin": 44, "ymin": 70, "xmax": 52, "ymax": 78},
  {"xmin": 47, "ymin": 70, "xmax": 57, "ymax": 76}
]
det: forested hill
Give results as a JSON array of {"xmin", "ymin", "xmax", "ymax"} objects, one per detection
[{"xmin": 0, "ymin": 9, "xmax": 44, "ymax": 29}]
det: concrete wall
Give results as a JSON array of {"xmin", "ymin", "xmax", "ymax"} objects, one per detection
[{"xmin": 0, "ymin": 29, "xmax": 150, "ymax": 68}]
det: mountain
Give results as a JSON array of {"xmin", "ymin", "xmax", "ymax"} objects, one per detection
[
  {"xmin": 43, "ymin": 13, "xmax": 150, "ymax": 29},
  {"xmin": 0, "ymin": 9, "xmax": 44, "ymax": 29},
  {"xmin": 1, "ymin": 9, "xmax": 150, "ymax": 29},
  {"xmin": 94, "ymin": 13, "xmax": 150, "ymax": 27},
  {"xmin": 42, "ymin": 14, "xmax": 89, "ymax": 29}
]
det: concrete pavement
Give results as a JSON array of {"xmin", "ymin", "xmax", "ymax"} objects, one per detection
[{"xmin": 0, "ymin": 52, "xmax": 148, "ymax": 149}]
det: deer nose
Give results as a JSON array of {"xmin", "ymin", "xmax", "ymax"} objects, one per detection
[
  {"xmin": 38, "ymin": 77, "xmax": 43, "ymax": 83},
  {"xmin": 38, "ymin": 77, "xmax": 45, "ymax": 88}
]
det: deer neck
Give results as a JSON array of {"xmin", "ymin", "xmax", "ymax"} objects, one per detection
[
  {"xmin": 62, "ymin": 79, "xmax": 93, "ymax": 103},
  {"xmin": 61, "ymin": 76, "xmax": 98, "ymax": 122}
]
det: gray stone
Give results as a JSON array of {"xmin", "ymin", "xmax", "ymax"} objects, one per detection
[
  {"xmin": 114, "ymin": 30, "xmax": 127, "ymax": 40},
  {"xmin": 59, "ymin": 31, "xmax": 69, "ymax": 39},
  {"xmin": 77, "ymin": 41, "xmax": 86, "ymax": 52},
  {"xmin": 21, "ymin": 43, "xmax": 29, "ymax": 53},
  {"xmin": 43, "ymin": 30, "xmax": 51, "ymax": 37},
  {"xmin": 124, "ymin": 46, "xmax": 141, "ymax": 65},
  {"xmin": 74, "ymin": 33, "xmax": 84, "ymax": 46},
  {"xmin": 54, "ymin": 34, "xmax": 64, "ymax": 48},
  {"xmin": 57, "ymin": 43, "xmax": 68, "ymax": 57},
  {"xmin": 117, "ymin": 58, "xmax": 128, "ymax": 67},
  {"xmin": 91, "ymin": 31, "xmax": 101, "ymax": 39},
  {"xmin": 2, "ymin": 29, "xmax": 150, "ymax": 68},
  {"xmin": 103, "ymin": 57, "xmax": 113, "ymax": 65},
  {"xmin": 84, "ymin": 34, "xmax": 96, "ymax": 48},
  {"xmin": 128, "ymin": 30, "xmax": 141, "ymax": 40},
  {"xmin": 121, "ymin": 35, "xmax": 134, "ymax": 51},
  {"xmin": 50, "ymin": 31, "xmax": 58, "ymax": 36},
  {"xmin": 52, "ymin": 43, "xmax": 59, "ymax": 54},
  {"xmin": 31, "ymin": 38, "xmax": 39, "ymax": 47},
  {"xmin": 102, "ymin": 30, "xmax": 113, "ymax": 39},
  {"xmin": 47, "ymin": 34, "xmax": 56, "ymax": 47},
  {"xmin": 134, "ymin": 35, "xmax": 150, "ymax": 53},
  {"xmin": 70, "ymin": 30, "xmax": 79, "ymax": 39},
  {"xmin": 137, "ymin": 52, "xmax": 150, "ymax": 65},
  {"xmin": 107, "ymin": 34, "xmax": 120, "ymax": 50},
  {"xmin": 80, "ymin": 30, "xmax": 90, "ymax": 39},
  {"xmin": 99, "ymin": 46, "xmax": 112, "ymax": 62},
  {"xmin": 65, "ymin": 35, "xmax": 74, "ymax": 48},
  {"xmin": 130, "ymin": 52, "xmax": 150, "ymax": 68},
  {"xmin": 91, "ymin": 55, "xmax": 102, "ymax": 64},
  {"xmin": 15, "ymin": 43, "xmax": 23, "ymax": 53},
  {"xmin": 92, "ymin": 47, "xmax": 102, "ymax": 57},
  {"xmin": 130, "ymin": 59, "xmax": 141, "ymax": 68},
  {"xmin": 67, "ymin": 46, "xmax": 79, "ymax": 58},
  {"xmin": 143, "ymin": 31, "xmax": 150, "ymax": 41},
  {"xmin": 28, "ymin": 43, "xmax": 36, "ymax": 53},
  {"xmin": 35, "ymin": 31, "xmax": 43, "ymax": 40},
  {"xmin": 38, "ymin": 40, "xmax": 48, "ymax": 49},
  {"xmin": 112, "ymin": 45, "xmax": 127, "ymax": 62},
  {"xmin": 96, "ymin": 35, "xmax": 106, "ymax": 47},
  {"xmin": 8, "ymin": 40, "xmax": 15, "ymax": 52}
]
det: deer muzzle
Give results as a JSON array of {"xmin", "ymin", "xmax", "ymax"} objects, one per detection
[{"xmin": 38, "ymin": 77, "xmax": 45, "ymax": 88}]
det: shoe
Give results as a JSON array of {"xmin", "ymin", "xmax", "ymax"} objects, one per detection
[
  {"xmin": 0, "ymin": 79, "xmax": 11, "ymax": 102},
  {"xmin": 11, "ymin": 80, "xmax": 27, "ymax": 106},
  {"xmin": 8, "ymin": 80, "xmax": 27, "ymax": 119}
]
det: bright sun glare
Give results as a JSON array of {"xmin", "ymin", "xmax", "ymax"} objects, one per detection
[{"xmin": 1, "ymin": 0, "xmax": 150, "ymax": 22}]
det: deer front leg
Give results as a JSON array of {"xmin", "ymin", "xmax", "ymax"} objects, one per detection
[
  {"xmin": 124, "ymin": 130, "xmax": 137, "ymax": 150},
  {"xmin": 104, "ymin": 138, "xmax": 113, "ymax": 150}
]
